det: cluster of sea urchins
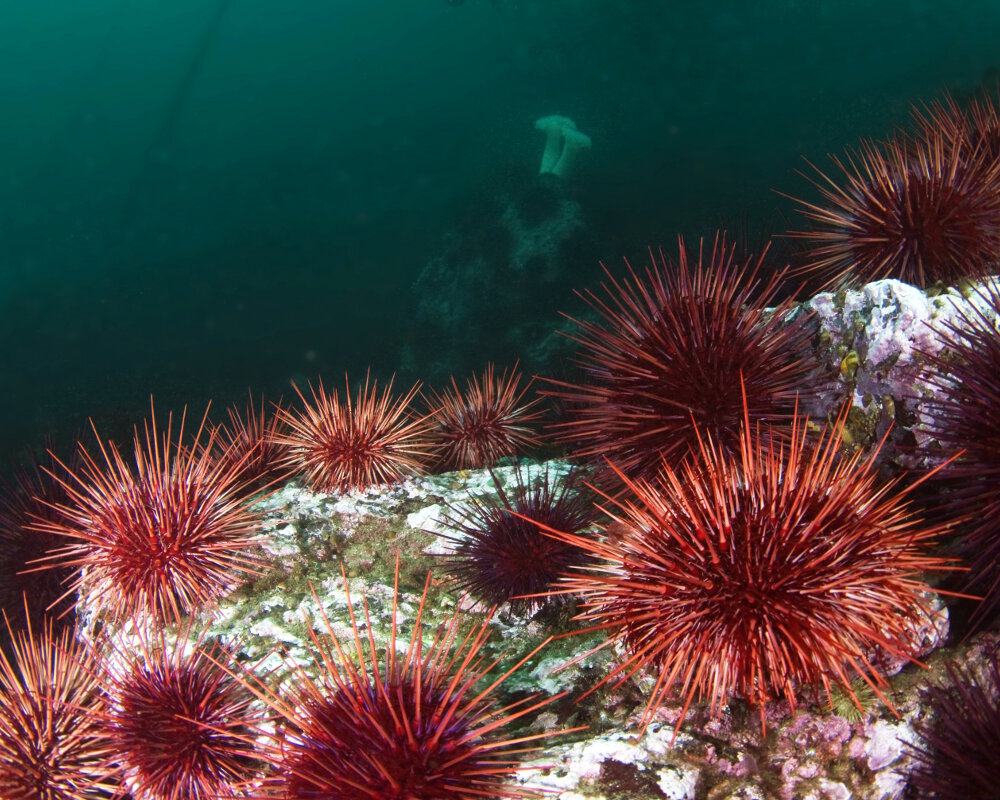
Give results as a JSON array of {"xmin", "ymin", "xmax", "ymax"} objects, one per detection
[
  {"xmin": 0, "ymin": 367, "xmax": 554, "ymax": 799},
  {"xmin": 0, "ymin": 568, "xmax": 566, "ymax": 799},
  {"xmin": 5, "ymin": 87, "xmax": 1000, "ymax": 799},
  {"xmin": 0, "ymin": 386, "xmax": 559, "ymax": 799},
  {"xmin": 274, "ymin": 365, "xmax": 543, "ymax": 493}
]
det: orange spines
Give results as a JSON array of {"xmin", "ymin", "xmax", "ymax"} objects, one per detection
[
  {"xmin": 212, "ymin": 391, "xmax": 291, "ymax": 490},
  {"xmin": 0, "ymin": 614, "xmax": 112, "ymax": 799},
  {"xmin": 786, "ymin": 130, "xmax": 1000, "ymax": 288}
]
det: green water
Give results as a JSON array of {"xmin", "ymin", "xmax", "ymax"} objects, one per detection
[{"xmin": 2, "ymin": 0, "xmax": 998, "ymax": 466}]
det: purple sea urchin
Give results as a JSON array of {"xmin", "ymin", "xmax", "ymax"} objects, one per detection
[
  {"xmin": 907, "ymin": 643, "xmax": 1000, "ymax": 799},
  {"xmin": 101, "ymin": 625, "xmax": 262, "ymax": 800},
  {"xmin": 918, "ymin": 282, "xmax": 1000, "ymax": 630}
]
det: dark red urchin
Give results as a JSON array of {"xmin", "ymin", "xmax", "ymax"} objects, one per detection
[
  {"xmin": 543, "ymin": 233, "xmax": 816, "ymax": 482},
  {"xmin": 906, "ymin": 644, "xmax": 1000, "ymax": 799},
  {"xmin": 0, "ymin": 614, "xmax": 114, "ymax": 799},
  {"xmin": 434, "ymin": 464, "xmax": 598, "ymax": 614},
  {"xmin": 101, "ymin": 625, "xmax": 263, "ymax": 800},
  {"xmin": 0, "ymin": 453, "xmax": 79, "ymax": 632},
  {"xmin": 424, "ymin": 363, "xmax": 544, "ymax": 472},
  {"xmin": 213, "ymin": 391, "xmax": 291, "ymax": 489},
  {"xmin": 31, "ymin": 402, "xmax": 266, "ymax": 625},
  {"xmin": 276, "ymin": 371, "xmax": 434, "ymax": 493},
  {"xmin": 235, "ymin": 562, "xmax": 570, "ymax": 800},
  {"xmin": 784, "ymin": 130, "xmax": 1000, "ymax": 288},
  {"xmin": 533, "ymin": 401, "xmax": 956, "ymax": 738},
  {"xmin": 917, "ymin": 282, "xmax": 1000, "ymax": 631}
]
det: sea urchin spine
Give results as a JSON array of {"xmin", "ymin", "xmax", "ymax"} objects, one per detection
[
  {"xmin": 213, "ymin": 391, "xmax": 291, "ymax": 490},
  {"xmin": 0, "ymin": 612, "xmax": 112, "ymax": 799}
]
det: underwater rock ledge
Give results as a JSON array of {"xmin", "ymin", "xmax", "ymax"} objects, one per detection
[{"xmin": 800, "ymin": 275, "xmax": 1000, "ymax": 465}]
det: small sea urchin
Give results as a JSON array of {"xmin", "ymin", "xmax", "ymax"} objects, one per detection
[
  {"xmin": 425, "ymin": 363, "xmax": 543, "ymax": 471},
  {"xmin": 786, "ymin": 132, "xmax": 1000, "ymax": 288},
  {"xmin": 102, "ymin": 626, "xmax": 262, "ymax": 800},
  {"xmin": 235, "ymin": 563, "xmax": 567, "ymax": 799},
  {"xmin": 536, "ymin": 402, "xmax": 955, "ymax": 737},
  {"xmin": 0, "ymin": 614, "xmax": 112, "ymax": 799},
  {"xmin": 435, "ymin": 464, "xmax": 597, "ymax": 613},
  {"xmin": 32, "ymin": 402, "xmax": 265, "ymax": 625},
  {"xmin": 277, "ymin": 372, "xmax": 433, "ymax": 493},
  {"xmin": 544, "ymin": 234, "xmax": 815, "ymax": 481}
]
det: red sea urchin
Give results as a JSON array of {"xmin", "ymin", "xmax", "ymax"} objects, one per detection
[
  {"xmin": 0, "ymin": 614, "xmax": 112, "ymax": 799},
  {"xmin": 434, "ymin": 464, "xmax": 598, "ymax": 613},
  {"xmin": 917, "ymin": 282, "xmax": 1000, "ymax": 630},
  {"xmin": 32, "ymin": 402, "xmax": 265, "ymax": 625},
  {"xmin": 277, "ymin": 371, "xmax": 434, "ymax": 493},
  {"xmin": 535, "ymin": 401, "xmax": 955, "ymax": 738},
  {"xmin": 544, "ymin": 233, "xmax": 815, "ymax": 482},
  {"xmin": 101, "ymin": 626, "xmax": 262, "ymax": 800},
  {"xmin": 235, "ymin": 563, "xmax": 569, "ymax": 799},
  {"xmin": 785, "ymin": 131, "xmax": 1000, "ymax": 288},
  {"xmin": 424, "ymin": 363, "xmax": 544, "ymax": 471}
]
